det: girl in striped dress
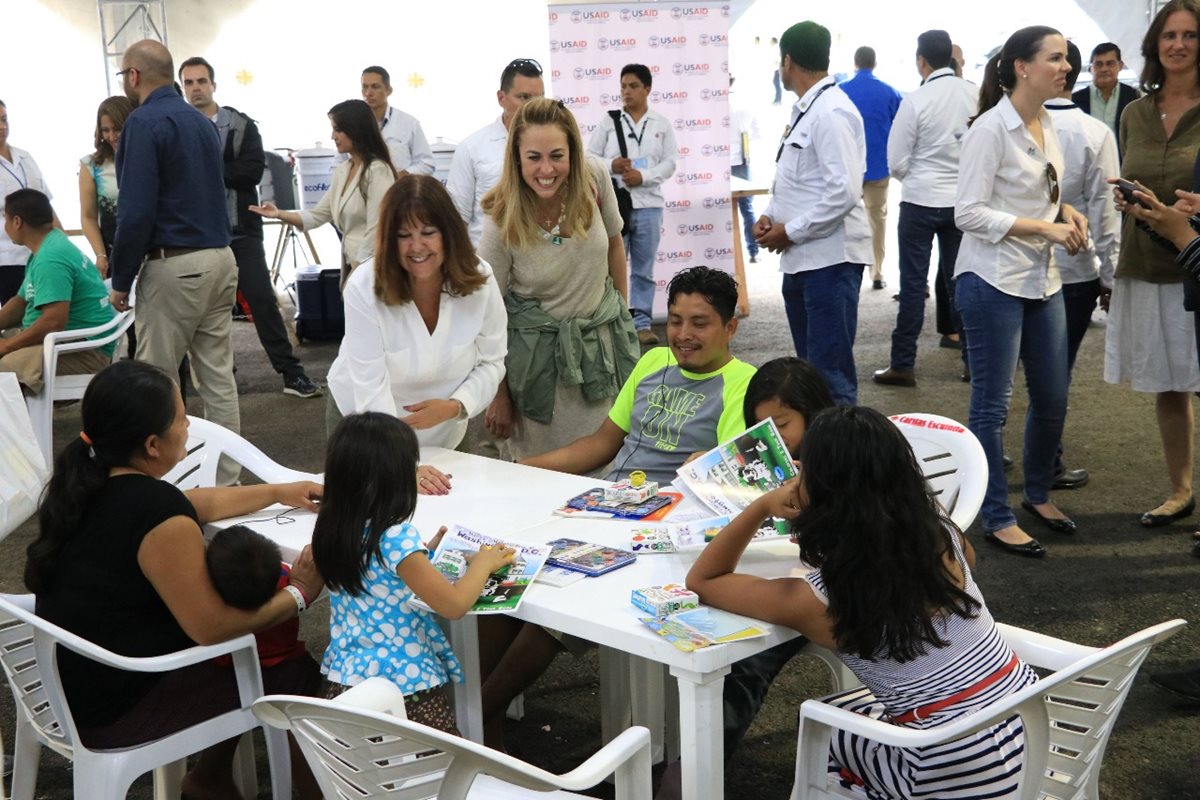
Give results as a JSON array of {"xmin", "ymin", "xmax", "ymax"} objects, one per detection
[{"xmin": 687, "ymin": 406, "xmax": 1038, "ymax": 799}]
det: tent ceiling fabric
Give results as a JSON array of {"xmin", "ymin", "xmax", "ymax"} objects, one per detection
[{"xmin": 1072, "ymin": 0, "xmax": 1155, "ymax": 76}]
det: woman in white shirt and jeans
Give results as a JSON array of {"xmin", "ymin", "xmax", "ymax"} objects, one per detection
[
  {"xmin": 325, "ymin": 175, "xmax": 507, "ymax": 495},
  {"xmin": 954, "ymin": 27, "xmax": 1089, "ymax": 557}
]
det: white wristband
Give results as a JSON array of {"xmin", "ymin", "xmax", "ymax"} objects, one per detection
[{"xmin": 283, "ymin": 584, "xmax": 307, "ymax": 614}]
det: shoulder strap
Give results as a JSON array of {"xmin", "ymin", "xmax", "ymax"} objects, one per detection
[{"xmin": 608, "ymin": 110, "xmax": 629, "ymax": 158}]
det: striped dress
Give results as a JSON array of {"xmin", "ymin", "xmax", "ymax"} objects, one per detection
[{"xmin": 804, "ymin": 534, "xmax": 1038, "ymax": 799}]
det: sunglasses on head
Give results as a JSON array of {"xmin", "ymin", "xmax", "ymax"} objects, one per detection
[
  {"xmin": 1044, "ymin": 162, "xmax": 1060, "ymax": 206},
  {"xmin": 507, "ymin": 58, "xmax": 543, "ymax": 75}
]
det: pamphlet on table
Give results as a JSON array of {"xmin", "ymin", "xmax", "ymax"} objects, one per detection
[
  {"xmin": 638, "ymin": 607, "xmax": 770, "ymax": 652},
  {"xmin": 428, "ymin": 525, "xmax": 549, "ymax": 613}
]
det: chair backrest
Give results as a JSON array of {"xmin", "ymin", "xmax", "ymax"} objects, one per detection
[
  {"xmin": 0, "ymin": 595, "xmax": 80, "ymax": 760},
  {"xmin": 162, "ymin": 416, "xmax": 318, "ymax": 490},
  {"xmin": 254, "ymin": 692, "xmax": 582, "ymax": 800},
  {"xmin": 889, "ymin": 412, "xmax": 985, "ymax": 531}
]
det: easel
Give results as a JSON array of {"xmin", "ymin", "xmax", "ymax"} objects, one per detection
[{"xmin": 266, "ymin": 219, "xmax": 321, "ymax": 287}]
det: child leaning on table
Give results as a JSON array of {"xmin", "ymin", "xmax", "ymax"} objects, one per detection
[{"xmin": 310, "ymin": 412, "xmax": 515, "ymax": 733}]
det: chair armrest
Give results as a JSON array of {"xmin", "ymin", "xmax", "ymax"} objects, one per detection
[
  {"xmin": 552, "ymin": 726, "xmax": 652, "ymax": 791},
  {"xmin": 51, "ymin": 629, "xmax": 260, "ymax": 673},
  {"xmin": 996, "ymin": 622, "xmax": 1097, "ymax": 671}
]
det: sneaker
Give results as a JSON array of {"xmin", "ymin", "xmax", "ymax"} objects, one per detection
[
  {"xmin": 283, "ymin": 374, "xmax": 322, "ymax": 399},
  {"xmin": 637, "ymin": 329, "xmax": 660, "ymax": 346}
]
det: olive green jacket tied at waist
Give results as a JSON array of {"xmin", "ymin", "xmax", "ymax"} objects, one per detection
[{"xmin": 504, "ymin": 279, "xmax": 639, "ymax": 424}]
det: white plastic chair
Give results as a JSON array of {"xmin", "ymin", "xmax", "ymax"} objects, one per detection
[
  {"xmin": 790, "ymin": 619, "xmax": 1186, "ymax": 800},
  {"xmin": 890, "ymin": 412, "xmax": 986, "ymax": 531},
  {"xmin": 0, "ymin": 593, "xmax": 292, "ymax": 800},
  {"xmin": 25, "ymin": 309, "xmax": 135, "ymax": 465},
  {"xmin": 253, "ymin": 676, "xmax": 654, "ymax": 799},
  {"xmin": 162, "ymin": 415, "xmax": 320, "ymax": 490}
]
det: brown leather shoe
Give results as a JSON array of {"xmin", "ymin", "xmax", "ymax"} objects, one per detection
[{"xmin": 872, "ymin": 367, "xmax": 916, "ymax": 387}]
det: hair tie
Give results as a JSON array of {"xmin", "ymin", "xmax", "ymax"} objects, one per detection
[{"xmin": 79, "ymin": 431, "xmax": 93, "ymax": 446}]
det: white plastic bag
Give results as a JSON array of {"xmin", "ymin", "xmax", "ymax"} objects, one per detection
[{"xmin": 0, "ymin": 373, "xmax": 49, "ymax": 539}]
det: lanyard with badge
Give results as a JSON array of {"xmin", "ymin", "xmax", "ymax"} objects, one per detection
[
  {"xmin": 0, "ymin": 157, "xmax": 27, "ymax": 189},
  {"xmin": 775, "ymin": 82, "xmax": 834, "ymax": 162},
  {"xmin": 623, "ymin": 113, "xmax": 651, "ymax": 170}
]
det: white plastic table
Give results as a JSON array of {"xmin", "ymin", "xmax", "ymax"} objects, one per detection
[{"xmin": 212, "ymin": 448, "xmax": 810, "ymax": 800}]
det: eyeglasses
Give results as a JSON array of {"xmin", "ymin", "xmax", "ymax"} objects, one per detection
[
  {"xmin": 116, "ymin": 67, "xmax": 138, "ymax": 79},
  {"xmin": 506, "ymin": 58, "xmax": 543, "ymax": 75},
  {"xmin": 1045, "ymin": 162, "xmax": 1060, "ymax": 205}
]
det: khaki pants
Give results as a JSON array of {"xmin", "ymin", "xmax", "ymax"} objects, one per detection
[
  {"xmin": 135, "ymin": 247, "xmax": 241, "ymax": 484},
  {"xmin": 863, "ymin": 177, "xmax": 889, "ymax": 283},
  {"xmin": 0, "ymin": 335, "xmax": 111, "ymax": 395}
]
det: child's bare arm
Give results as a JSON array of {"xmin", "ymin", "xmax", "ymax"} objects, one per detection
[{"xmin": 398, "ymin": 546, "xmax": 515, "ymax": 619}]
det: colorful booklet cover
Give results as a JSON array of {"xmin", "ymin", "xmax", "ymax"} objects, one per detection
[
  {"xmin": 554, "ymin": 487, "xmax": 681, "ymax": 521},
  {"xmin": 639, "ymin": 607, "xmax": 770, "ymax": 652},
  {"xmin": 428, "ymin": 525, "xmax": 549, "ymax": 614},
  {"xmin": 546, "ymin": 538, "xmax": 638, "ymax": 576},
  {"xmin": 675, "ymin": 418, "xmax": 797, "ymax": 535}
]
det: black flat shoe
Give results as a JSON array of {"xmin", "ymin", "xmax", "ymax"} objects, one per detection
[
  {"xmin": 1021, "ymin": 501, "xmax": 1077, "ymax": 534},
  {"xmin": 1140, "ymin": 497, "xmax": 1195, "ymax": 528},
  {"xmin": 982, "ymin": 530, "xmax": 1046, "ymax": 558}
]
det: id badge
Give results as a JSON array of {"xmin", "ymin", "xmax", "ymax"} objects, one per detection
[{"xmin": 632, "ymin": 157, "xmax": 649, "ymax": 169}]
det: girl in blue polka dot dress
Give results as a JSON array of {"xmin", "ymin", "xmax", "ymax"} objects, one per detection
[{"xmin": 311, "ymin": 412, "xmax": 514, "ymax": 732}]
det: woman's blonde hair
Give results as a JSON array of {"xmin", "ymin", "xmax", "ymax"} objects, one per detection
[{"xmin": 481, "ymin": 98, "xmax": 596, "ymax": 249}]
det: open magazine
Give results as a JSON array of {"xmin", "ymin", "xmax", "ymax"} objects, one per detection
[
  {"xmin": 675, "ymin": 418, "xmax": 798, "ymax": 536},
  {"xmin": 427, "ymin": 525, "xmax": 549, "ymax": 613}
]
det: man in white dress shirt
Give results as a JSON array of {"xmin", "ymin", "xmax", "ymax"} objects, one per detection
[
  {"xmin": 446, "ymin": 59, "xmax": 545, "ymax": 246},
  {"xmin": 587, "ymin": 64, "xmax": 679, "ymax": 346},
  {"xmin": 873, "ymin": 30, "xmax": 978, "ymax": 388},
  {"xmin": 754, "ymin": 21, "xmax": 872, "ymax": 406},
  {"xmin": 1045, "ymin": 41, "xmax": 1120, "ymax": 491},
  {"xmin": 360, "ymin": 66, "xmax": 435, "ymax": 176}
]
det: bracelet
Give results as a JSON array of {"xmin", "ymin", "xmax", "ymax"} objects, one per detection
[
  {"xmin": 283, "ymin": 584, "xmax": 307, "ymax": 614},
  {"xmin": 293, "ymin": 582, "xmax": 313, "ymax": 607}
]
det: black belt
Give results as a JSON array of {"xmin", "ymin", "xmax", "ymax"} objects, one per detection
[{"xmin": 146, "ymin": 246, "xmax": 206, "ymax": 261}]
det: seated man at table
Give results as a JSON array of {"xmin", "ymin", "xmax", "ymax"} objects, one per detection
[
  {"xmin": 483, "ymin": 265, "xmax": 756, "ymax": 750},
  {"xmin": 0, "ymin": 189, "xmax": 115, "ymax": 394},
  {"xmin": 521, "ymin": 264, "xmax": 756, "ymax": 485}
]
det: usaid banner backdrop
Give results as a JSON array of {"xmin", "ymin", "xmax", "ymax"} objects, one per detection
[{"xmin": 549, "ymin": 2, "xmax": 733, "ymax": 321}]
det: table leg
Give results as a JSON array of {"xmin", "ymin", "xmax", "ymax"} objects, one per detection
[
  {"xmin": 449, "ymin": 615, "xmax": 483, "ymax": 743},
  {"xmin": 670, "ymin": 664, "xmax": 730, "ymax": 800},
  {"xmin": 629, "ymin": 655, "xmax": 667, "ymax": 763},
  {"xmin": 731, "ymin": 197, "xmax": 750, "ymax": 318},
  {"xmin": 599, "ymin": 647, "xmax": 632, "ymax": 744}
]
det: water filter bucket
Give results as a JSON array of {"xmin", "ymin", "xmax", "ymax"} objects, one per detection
[
  {"xmin": 294, "ymin": 143, "xmax": 338, "ymax": 210},
  {"xmin": 430, "ymin": 137, "xmax": 458, "ymax": 186}
]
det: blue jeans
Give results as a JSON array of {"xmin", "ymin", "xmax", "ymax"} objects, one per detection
[
  {"xmin": 782, "ymin": 263, "xmax": 864, "ymax": 406},
  {"xmin": 731, "ymin": 164, "xmax": 758, "ymax": 258},
  {"xmin": 955, "ymin": 272, "xmax": 1068, "ymax": 531},
  {"xmin": 625, "ymin": 207, "xmax": 663, "ymax": 331},
  {"xmin": 890, "ymin": 203, "xmax": 964, "ymax": 371},
  {"xmin": 1054, "ymin": 279, "xmax": 1101, "ymax": 473}
]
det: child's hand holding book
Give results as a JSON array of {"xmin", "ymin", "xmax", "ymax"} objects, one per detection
[{"xmin": 467, "ymin": 543, "xmax": 516, "ymax": 574}]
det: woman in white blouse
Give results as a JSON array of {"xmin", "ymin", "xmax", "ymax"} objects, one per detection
[
  {"xmin": 251, "ymin": 99, "xmax": 395, "ymax": 284},
  {"xmin": 954, "ymin": 27, "xmax": 1089, "ymax": 558},
  {"xmin": 325, "ymin": 175, "xmax": 506, "ymax": 495}
]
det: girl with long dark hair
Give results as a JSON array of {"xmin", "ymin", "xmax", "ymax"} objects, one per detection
[
  {"xmin": 688, "ymin": 406, "xmax": 1038, "ymax": 799},
  {"xmin": 310, "ymin": 412, "xmax": 514, "ymax": 732}
]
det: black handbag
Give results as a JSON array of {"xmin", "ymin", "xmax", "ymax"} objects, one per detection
[{"xmin": 607, "ymin": 109, "xmax": 634, "ymax": 236}]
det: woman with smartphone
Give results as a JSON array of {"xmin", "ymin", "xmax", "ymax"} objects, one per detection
[{"xmin": 1104, "ymin": 0, "xmax": 1200, "ymax": 531}]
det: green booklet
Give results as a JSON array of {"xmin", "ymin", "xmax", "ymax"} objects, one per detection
[{"xmin": 428, "ymin": 525, "xmax": 550, "ymax": 614}]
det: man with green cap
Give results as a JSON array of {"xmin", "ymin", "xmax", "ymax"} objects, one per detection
[{"xmin": 754, "ymin": 21, "xmax": 872, "ymax": 407}]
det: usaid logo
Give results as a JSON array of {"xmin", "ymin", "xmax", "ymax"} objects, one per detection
[
  {"xmin": 673, "ymin": 118, "xmax": 713, "ymax": 131},
  {"xmin": 699, "ymin": 33, "xmax": 729, "ymax": 47},
  {"xmin": 721, "ymin": 61, "xmax": 729, "ymax": 74},
  {"xmin": 726, "ymin": 220, "xmax": 734, "ymax": 232},
  {"xmin": 701, "ymin": 143, "xmax": 731, "ymax": 157},
  {"xmin": 599, "ymin": 92, "xmax": 621, "ymax": 106},
  {"xmin": 548, "ymin": 11, "xmax": 558, "ymax": 23},
  {"xmin": 571, "ymin": 9, "xmax": 609, "ymax": 23},
  {"xmin": 721, "ymin": 4, "xmax": 731, "ymax": 16},
  {"xmin": 649, "ymin": 35, "xmax": 688, "ymax": 49},
  {"xmin": 552, "ymin": 69, "xmax": 562, "ymax": 80},
  {"xmin": 702, "ymin": 196, "xmax": 731, "ymax": 210},
  {"xmin": 656, "ymin": 249, "xmax": 694, "ymax": 264},
  {"xmin": 580, "ymin": 123, "xmax": 599, "ymax": 136},
  {"xmin": 705, "ymin": 247, "xmax": 734, "ymax": 259},
  {"xmin": 677, "ymin": 223, "xmax": 715, "ymax": 237},
  {"xmin": 620, "ymin": 8, "xmax": 659, "ymax": 21},
  {"xmin": 675, "ymin": 171, "xmax": 714, "ymax": 184},
  {"xmin": 700, "ymin": 87, "xmax": 730, "ymax": 101},
  {"xmin": 651, "ymin": 89, "xmax": 689, "ymax": 104},
  {"xmin": 550, "ymin": 39, "xmax": 588, "ymax": 53},
  {"xmin": 574, "ymin": 66, "xmax": 613, "ymax": 81},
  {"xmin": 672, "ymin": 62, "xmax": 710, "ymax": 76},
  {"xmin": 677, "ymin": 145, "xmax": 691, "ymax": 157},
  {"xmin": 559, "ymin": 95, "xmax": 590, "ymax": 109},
  {"xmin": 599, "ymin": 36, "xmax": 637, "ymax": 51},
  {"xmin": 665, "ymin": 199, "xmax": 692, "ymax": 212},
  {"xmin": 721, "ymin": 115, "xmax": 731, "ymax": 128},
  {"xmin": 671, "ymin": 5, "xmax": 709, "ymax": 20}
]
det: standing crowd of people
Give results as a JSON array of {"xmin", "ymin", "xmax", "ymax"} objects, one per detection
[{"xmin": 2, "ymin": 2, "xmax": 1199, "ymax": 798}]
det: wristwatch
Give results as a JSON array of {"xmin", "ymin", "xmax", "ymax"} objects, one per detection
[{"xmin": 452, "ymin": 398, "xmax": 468, "ymax": 420}]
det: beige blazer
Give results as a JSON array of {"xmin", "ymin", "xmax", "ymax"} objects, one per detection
[{"xmin": 300, "ymin": 157, "xmax": 396, "ymax": 281}]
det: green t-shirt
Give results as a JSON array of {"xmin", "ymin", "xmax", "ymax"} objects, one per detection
[
  {"xmin": 605, "ymin": 347, "xmax": 757, "ymax": 486},
  {"xmin": 19, "ymin": 229, "xmax": 116, "ymax": 356}
]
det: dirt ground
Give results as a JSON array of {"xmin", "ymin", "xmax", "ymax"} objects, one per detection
[{"xmin": 3, "ymin": 252, "xmax": 1198, "ymax": 798}]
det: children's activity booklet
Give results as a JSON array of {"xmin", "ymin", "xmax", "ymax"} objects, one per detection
[
  {"xmin": 638, "ymin": 607, "xmax": 770, "ymax": 652},
  {"xmin": 428, "ymin": 525, "xmax": 549, "ymax": 613},
  {"xmin": 675, "ymin": 419, "xmax": 797, "ymax": 535},
  {"xmin": 545, "ymin": 538, "xmax": 637, "ymax": 576}
]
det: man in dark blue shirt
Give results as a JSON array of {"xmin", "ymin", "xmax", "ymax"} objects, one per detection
[
  {"xmin": 840, "ymin": 46, "xmax": 902, "ymax": 291},
  {"xmin": 109, "ymin": 39, "xmax": 241, "ymax": 483}
]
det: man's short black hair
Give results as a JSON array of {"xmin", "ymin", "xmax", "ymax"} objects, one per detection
[
  {"xmin": 916, "ymin": 30, "xmax": 953, "ymax": 70},
  {"xmin": 4, "ymin": 189, "xmax": 53, "ymax": 229},
  {"xmin": 206, "ymin": 525, "xmax": 283, "ymax": 610},
  {"xmin": 667, "ymin": 266, "xmax": 738, "ymax": 323},
  {"xmin": 362, "ymin": 65, "xmax": 391, "ymax": 87},
  {"xmin": 500, "ymin": 58, "xmax": 543, "ymax": 92},
  {"xmin": 1091, "ymin": 42, "xmax": 1122, "ymax": 62},
  {"xmin": 1065, "ymin": 41, "xmax": 1083, "ymax": 91},
  {"xmin": 178, "ymin": 56, "xmax": 215, "ymax": 82},
  {"xmin": 621, "ymin": 63, "xmax": 653, "ymax": 89},
  {"xmin": 854, "ymin": 46, "xmax": 876, "ymax": 70}
]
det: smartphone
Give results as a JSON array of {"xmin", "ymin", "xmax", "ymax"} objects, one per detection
[{"xmin": 1116, "ymin": 179, "xmax": 1151, "ymax": 208}]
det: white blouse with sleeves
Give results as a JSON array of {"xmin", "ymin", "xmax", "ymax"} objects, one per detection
[{"xmin": 326, "ymin": 257, "xmax": 508, "ymax": 449}]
